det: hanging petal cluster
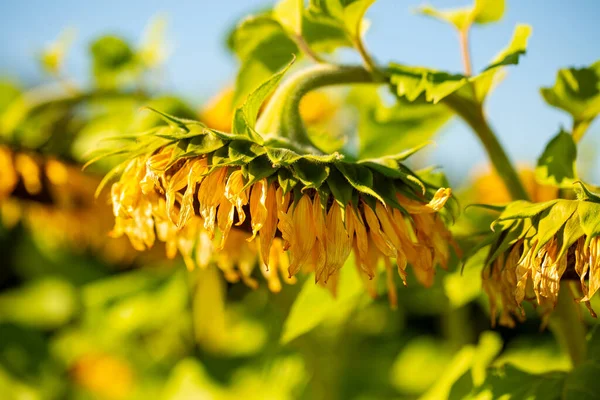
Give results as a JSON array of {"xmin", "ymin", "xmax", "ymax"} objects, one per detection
[
  {"xmin": 102, "ymin": 111, "xmax": 456, "ymax": 300},
  {"xmin": 478, "ymin": 192, "xmax": 600, "ymax": 327}
]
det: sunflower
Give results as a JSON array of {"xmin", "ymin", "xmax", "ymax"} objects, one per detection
[
  {"xmin": 100, "ymin": 106, "xmax": 456, "ymax": 302},
  {"xmin": 0, "ymin": 145, "xmax": 135, "ymax": 263},
  {"xmin": 477, "ymin": 186, "xmax": 600, "ymax": 327}
]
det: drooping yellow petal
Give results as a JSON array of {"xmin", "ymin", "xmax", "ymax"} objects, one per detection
[
  {"xmin": 397, "ymin": 188, "xmax": 451, "ymax": 214},
  {"xmin": 323, "ymin": 202, "xmax": 352, "ymax": 282},
  {"xmin": 348, "ymin": 207, "xmax": 371, "ymax": 278},
  {"xmin": 216, "ymin": 196, "xmax": 234, "ymax": 250},
  {"xmin": 279, "ymin": 194, "xmax": 315, "ymax": 277},
  {"xmin": 258, "ymin": 183, "xmax": 278, "ymax": 268},
  {"xmin": 581, "ymin": 237, "xmax": 600, "ymax": 301},
  {"xmin": 312, "ymin": 193, "xmax": 328, "ymax": 282},
  {"xmin": 363, "ymin": 203, "xmax": 394, "ymax": 257},
  {"xmin": 224, "ymin": 169, "xmax": 248, "ymax": 226},
  {"xmin": 198, "ymin": 167, "xmax": 228, "ymax": 237},
  {"xmin": 248, "ymin": 180, "xmax": 268, "ymax": 240},
  {"xmin": 178, "ymin": 158, "xmax": 208, "ymax": 228},
  {"xmin": 165, "ymin": 160, "xmax": 192, "ymax": 224}
]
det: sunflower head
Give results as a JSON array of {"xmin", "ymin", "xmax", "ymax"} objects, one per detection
[
  {"xmin": 476, "ymin": 183, "xmax": 600, "ymax": 327},
  {"xmin": 96, "ymin": 105, "xmax": 457, "ymax": 302}
]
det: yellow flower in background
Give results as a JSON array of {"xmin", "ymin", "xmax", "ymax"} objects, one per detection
[
  {"xmin": 71, "ymin": 353, "xmax": 134, "ymax": 400},
  {"xmin": 472, "ymin": 165, "xmax": 558, "ymax": 204},
  {"xmin": 0, "ymin": 146, "xmax": 137, "ymax": 264}
]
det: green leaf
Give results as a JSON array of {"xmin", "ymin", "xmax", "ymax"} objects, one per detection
[
  {"xmin": 307, "ymin": 0, "xmax": 375, "ymax": 40},
  {"xmin": 274, "ymin": 0, "xmax": 303, "ymax": 35},
  {"xmin": 335, "ymin": 162, "xmax": 385, "ymax": 204},
  {"xmin": 536, "ymin": 130, "xmax": 577, "ymax": 187},
  {"xmin": 184, "ymin": 133, "xmax": 226, "ymax": 156},
  {"xmin": 348, "ymin": 87, "xmax": 452, "ymax": 158},
  {"xmin": 475, "ymin": 24, "xmax": 532, "ymax": 101},
  {"xmin": 280, "ymin": 262, "xmax": 366, "ymax": 344},
  {"xmin": 494, "ymin": 200, "xmax": 559, "ymax": 225},
  {"xmin": 577, "ymin": 201, "xmax": 600, "ymax": 246},
  {"xmin": 472, "ymin": 365, "xmax": 565, "ymax": 400},
  {"xmin": 243, "ymin": 155, "xmax": 277, "ymax": 188},
  {"xmin": 326, "ymin": 167, "xmax": 354, "ymax": 208},
  {"xmin": 563, "ymin": 361, "xmax": 600, "ymax": 400},
  {"xmin": 292, "ymin": 158, "xmax": 330, "ymax": 189},
  {"xmin": 90, "ymin": 35, "xmax": 136, "ymax": 89},
  {"xmin": 224, "ymin": 141, "xmax": 266, "ymax": 165},
  {"xmin": 417, "ymin": 0, "xmax": 505, "ymax": 31},
  {"xmin": 389, "ymin": 24, "xmax": 531, "ymax": 104},
  {"xmin": 342, "ymin": 0, "xmax": 376, "ymax": 39},
  {"xmin": 232, "ymin": 57, "xmax": 295, "ymax": 142},
  {"xmin": 229, "ymin": 15, "xmax": 299, "ymax": 107},
  {"xmin": 278, "ymin": 168, "xmax": 299, "ymax": 194},
  {"xmin": 389, "ymin": 64, "xmax": 466, "ymax": 104},
  {"xmin": 533, "ymin": 201, "xmax": 578, "ymax": 254},
  {"xmin": 302, "ymin": 12, "xmax": 352, "ymax": 52},
  {"xmin": 541, "ymin": 60, "xmax": 600, "ymax": 123}
]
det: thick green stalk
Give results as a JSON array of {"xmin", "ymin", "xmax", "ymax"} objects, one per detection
[
  {"xmin": 256, "ymin": 64, "xmax": 377, "ymax": 149},
  {"xmin": 549, "ymin": 284, "xmax": 587, "ymax": 368},
  {"xmin": 444, "ymin": 93, "xmax": 531, "ymax": 201},
  {"xmin": 572, "ymin": 119, "xmax": 592, "ymax": 144}
]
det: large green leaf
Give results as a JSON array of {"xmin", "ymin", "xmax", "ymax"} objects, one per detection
[
  {"xmin": 474, "ymin": 24, "xmax": 532, "ymax": 101},
  {"xmin": 535, "ymin": 130, "xmax": 577, "ymax": 187},
  {"xmin": 232, "ymin": 57, "xmax": 295, "ymax": 143},
  {"xmin": 274, "ymin": 0, "xmax": 304, "ymax": 35},
  {"xmin": 307, "ymin": 0, "xmax": 376, "ymax": 40},
  {"xmin": 418, "ymin": 0, "xmax": 505, "ymax": 31},
  {"xmin": 280, "ymin": 261, "xmax": 366, "ymax": 344},
  {"xmin": 348, "ymin": 87, "xmax": 452, "ymax": 158},
  {"xmin": 389, "ymin": 24, "xmax": 531, "ymax": 104},
  {"xmin": 541, "ymin": 60, "xmax": 600, "ymax": 124},
  {"xmin": 90, "ymin": 35, "xmax": 137, "ymax": 89},
  {"xmin": 229, "ymin": 15, "xmax": 299, "ymax": 107}
]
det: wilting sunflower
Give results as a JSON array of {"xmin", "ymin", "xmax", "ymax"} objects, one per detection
[
  {"xmin": 476, "ymin": 184, "xmax": 600, "ymax": 327},
  {"xmin": 97, "ymin": 102, "xmax": 456, "ymax": 302},
  {"xmin": 0, "ymin": 145, "xmax": 135, "ymax": 263}
]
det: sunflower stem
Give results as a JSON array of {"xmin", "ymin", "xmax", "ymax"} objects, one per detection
[
  {"xmin": 572, "ymin": 119, "xmax": 592, "ymax": 144},
  {"xmin": 444, "ymin": 94, "xmax": 530, "ymax": 201},
  {"xmin": 549, "ymin": 283, "xmax": 587, "ymax": 368},
  {"xmin": 256, "ymin": 64, "xmax": 380, "ymax": 150}
]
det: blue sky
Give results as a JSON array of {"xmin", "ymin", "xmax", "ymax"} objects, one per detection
[{"xmin": 1, "ymin": 0, "xmax": 599, "ymax": 184}]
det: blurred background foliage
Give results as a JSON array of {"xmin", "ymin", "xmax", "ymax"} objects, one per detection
[{"xmin": 1, "ymin": 2, "xmax": 600, "ymax": 400}]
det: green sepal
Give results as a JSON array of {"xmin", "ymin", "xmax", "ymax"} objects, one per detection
[{"xmin": 278, "ymin": 167, "xmax": 299, "ymax": 195}]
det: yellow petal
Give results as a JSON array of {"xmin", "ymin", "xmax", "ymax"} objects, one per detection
[
  {"xmin": 397, "ymin": 188, "xmax": 452, "ymax": 214},
  {"xmin": 248, "ymin": 180, "xmax": 268, "ymax": 240},
  {"xmin": 280, "ymin": 194, "xmax": 316, "ymax": 277},
  {"xmin": 224, "ymin": 169, "xmax": 248, "ymax": 226},
  {"xmin": 258, "ymin": 183, "xmax": 278, "ymax": 267},
  {"xmin": 323, "ymin": 202, "xmax": 352, "ymax": 281},
  {"xmin": 198, "ymin": 167, "xmax": 227, "ymax": 236}
]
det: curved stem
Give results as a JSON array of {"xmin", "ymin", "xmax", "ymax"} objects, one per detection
[
  {"xmin": 572, "ymin": 119, "xmax": 592, "ymax": 144},
  {"xmin": 256, "ymin": 64, "xmax": 379, "ymax": 148},
  {"xmin": 459, "ymin": 29, "xmax": 473, "ymax": 76},
  {"xmin": 549, "ymin": 283, "xmax": 587, "ymax": 368},
  {"xmin": 444, "ymin": 94, "xmax": 531, "ymax": 201}
]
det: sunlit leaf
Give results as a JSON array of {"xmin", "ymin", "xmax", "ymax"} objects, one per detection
[
  {"xmin": 541, "ymin": 60, "xmax": 600, "ymax": 124},
  {"xmin": 536, "ymin": 129, "xmax": 577, "ymax": 187},
  {"xmin": 417, "ymin": 0, "xmax": 505, "ymax": 31},
  {"xmin": 280, "ymin": 262, "xmax": 366, "ymax": 344}
]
